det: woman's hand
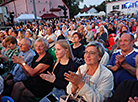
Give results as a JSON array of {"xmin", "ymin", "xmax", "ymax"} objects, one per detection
[
  {"xmin": 64, "ymin": 68, "xmax": 84, "ymax": 89},
  {"xmin": 128, "ymin": 97, "xmax": 138, "ymax": 102},
  {"xmin": 40, "ymin": 71, "xmax": 56, "ymax": 83},
  {"xmin": 71, "ymin": 84, "xmax": 78, "ymax": 95},
  {"xmin": 11, "ymin": 55, "xmax": 25, "ymax": 64}
]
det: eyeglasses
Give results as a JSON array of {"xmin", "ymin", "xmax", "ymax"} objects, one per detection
[
  {"xmin": 84, "ymin": 51, "xmax": 99, "ymax": 56},
  {"xmin": 34, "ymin": 45, "xmax": 44, "ymax": 48}
]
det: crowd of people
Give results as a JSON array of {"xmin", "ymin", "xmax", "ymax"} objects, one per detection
[{"xmin": 0, "ymin": 15, "xmax": 138, "ymax": 102}]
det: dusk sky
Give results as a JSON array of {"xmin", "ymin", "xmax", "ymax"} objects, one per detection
[{"xmin": 79, "ymin": 0, "xmax": 105, "ymax": 8}]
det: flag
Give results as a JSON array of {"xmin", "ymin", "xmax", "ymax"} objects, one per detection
[{"xmin": 43, "ymin": 8, "xmax": 45, "ymax": 12}]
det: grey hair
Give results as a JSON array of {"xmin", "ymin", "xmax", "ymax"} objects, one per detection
[
  {"xmin": 22, "ymin": 38, "xmax": 32, "ymax": 46},
  {"xmin": 86, "ymin": 41, "xmax": 105, "ymax": 58},
  {"xmin": 86, "ymin": 25, "xmax": 92, "ymax": 30},
  {"xmin": 34, "ymin": 38, "xmax": 49, "ymax": 51}
]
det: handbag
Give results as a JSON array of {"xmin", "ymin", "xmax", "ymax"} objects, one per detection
[{"xmin": 60, "ymin": 95, "xmax": 86, "ymax": 102}]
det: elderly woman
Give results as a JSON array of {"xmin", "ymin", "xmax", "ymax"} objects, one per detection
[
  {"xmin": 0, "ymin": 36, "xmax": 20, "ymax": 78},
  {"xmin": 65, "ymin": 41, "xmax": 114, "ymax": 102},
  {"xmin": 11, "ymin": 38, "xmax": 53, "ymax": 102},
  {"xmin": 85, "ymin": 25, "xmax": 94, "ymax": 44}
]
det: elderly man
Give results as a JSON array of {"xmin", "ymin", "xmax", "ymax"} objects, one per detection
[
  {"xmin": 44, "ymin": 27, "xmax": 57, "ymax": 48},
  {"xmin": 3, "ymin": 38, "xmax": 36, "ymax": 95},
  {"xmin": 107, "ymin": 64, "xmax": 138, "ymax": 102},
  {"xmin": 107, "ymin": 33, "xmax": 138, "ymax": 88}
]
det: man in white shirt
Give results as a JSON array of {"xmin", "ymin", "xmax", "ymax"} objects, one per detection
[{"xmin": 44, "ymin": 27, "xmax": 57, "ymax": 48}]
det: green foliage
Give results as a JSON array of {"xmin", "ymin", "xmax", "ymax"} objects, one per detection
[
  {"xmin": 83, "ymin": 4, "xmax": 88, "ymax": 8},
  {"xmin": 95, "ymin": 1, "xmax": 106, "ymax": 12},
  {"xmin": 64, "ymin": 0, "xmax": 83, "ymax": 18}
]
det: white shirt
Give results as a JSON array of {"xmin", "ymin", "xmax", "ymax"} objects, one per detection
[
  {"xmin": 55, "ymin": 30, "xmax": 61, "ymax": 37},
  {"xmin": 67, "ymin": 64, "xmax": 114, "ymax": 102},
  {"xmin": 44, "ymin": 34, "xmax": 57, "ymax": 48}
]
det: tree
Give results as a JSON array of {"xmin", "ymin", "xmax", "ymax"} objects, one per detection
[
  {"xmin": 64, "ymin": 0, "xmax": 84, "ymax": 18},
  {"xmin": 95, "ymin": 1, "xmax": 106, "ymax": 12},
  {"xmin": 83, "ymin": 4, "xmax": 87, "ymax": 8}
]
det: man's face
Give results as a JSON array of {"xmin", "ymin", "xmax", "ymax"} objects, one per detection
[
  {"xmin": 47, "ymin": 28, "xmax": 52, "ymax": 35},
  {"xmin": 19, "ymin": 39, "xmax": 30, "ymax": 53},
  {"xmin": 120, "ymin": 34, "xmax": 134, "ymax": 52}
]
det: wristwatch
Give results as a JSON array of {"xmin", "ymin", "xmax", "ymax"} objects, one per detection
[{"xmin": 22, "ymin": 62, "xmax": 26, "ymax": 66}]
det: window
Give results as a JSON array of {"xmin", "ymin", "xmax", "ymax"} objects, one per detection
[
  {"xmin": 113, "ymin": 5, "xmax": 119, "ymax": 10},
  {"xmin": 122, "ymin": 4, "xmax": 125, "ymax": 9},
  {"xmin": 30, "ymin": 0, "xmax": 32, "ymax": 2},
  {"xmin": 39, "ymin": 11, "xmax": 41, "ymax": 13},
  {"xmin": 38, "ymin": 1, "xmax": 40, "ymax": 3},
  {"xmin": 46, "ymin": 1, "xmax": 47, "ymax": 3}
]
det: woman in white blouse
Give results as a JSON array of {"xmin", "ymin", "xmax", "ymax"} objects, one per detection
[{"xmin": 65, "ymin": 41, "xmax": 114, "ymax": 102}]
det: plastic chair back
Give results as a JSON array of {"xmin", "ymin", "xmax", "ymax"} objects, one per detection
[{"xmin": 1, "ymin": 96, "xmax": 14, "ymax": 102}]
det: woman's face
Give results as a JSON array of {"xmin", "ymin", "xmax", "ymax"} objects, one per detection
[
  {"xmin": 7, "ymin": 43, "xmax": 17, "ymax": 50},
  {"xmin": 86, "ymin": 26, "xmax": 90, "ymax": 31},
  {"xmin": 100, "ymin": 26, "xmax": 104, "ymax": 32},
  {"xmin": 70, "ymin": 26, "xmax": 74, "ymax": 30},
  {"xmin": 84, "ymin": 46, "xmax": 101, "ymax": 65},
  {"xmin": 55, "ymin": 43, "xmax": 67, "ymax": 59},
  {"xmin": 62, "ymin": 26, "xmax": 66, "ymax": 30},
  {"xmin": 35, "ymin": 42, "xmax": 46, "ymax": 54},
  {"xmin": 72, "ymin": 34, "xmax": 80, "ymax": 43},
  {"xmin": 91, "ymin": 23, "xmax": 94, "ymax": 28},
  {"xmin": 122, "ymin": 26, "xmax": 127, "ymax": 32}
]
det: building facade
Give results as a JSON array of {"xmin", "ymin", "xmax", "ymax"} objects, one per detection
[
  {"xmin": 107, "ymin": 0, "xmax": 138, "ymax": 15},
  {"xmin": 0, "ymin": 0, "xmax": 69, "ymax": 18}
]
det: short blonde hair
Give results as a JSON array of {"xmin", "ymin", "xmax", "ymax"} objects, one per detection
[{"xmin": 34, "ymin": 38, "xmax": 49, "ymax": 51}]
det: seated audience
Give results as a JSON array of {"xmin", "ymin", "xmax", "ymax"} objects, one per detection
[
  {"xmin": 0, "ymin": 36, "xmax": 20, "ymax": 78},
  {"xmin": 44, "ymin": 27, "xmax": 57, "ymax": 48},
  {"xmin": 71, "ymin": 32, "xmax": 85, "ymax": 67},
  {"xmin": 107, "ymin": 33, "xmax": 138, "ymax": 88},
  {"xmin": 85, "ymin": 25, "xmax": 94, "ymax": 44},
  {"xmin": 11, "ymin": 38, "xmax": 54, "ymax": 102},
  {"xmin": 107, "ymin": 56, "xmax": 138, "ymax": 102},
  {"xmin": 39, "ymin": 40, "xmax": 78, "ymax": 102},
  {"xmin": 65, "ymin": 41, "xmax": 114, "ymax": 102},
  {"xmin": 3, "ymin": 38, "xmax": 36, "ymax": 96}
]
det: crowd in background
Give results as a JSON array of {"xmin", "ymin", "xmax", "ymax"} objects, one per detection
[{"xmin": 0, "ymin": 14, "xmax": 138, "ymax": 102}]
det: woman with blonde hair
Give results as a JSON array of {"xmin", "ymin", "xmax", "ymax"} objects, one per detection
[
  {"xmin": 11, "ymin": 38, "xmax": 54, "ymax": 102},
  {"xmin": 67, "ymin": 25, "xmax": 75, "ymax": 43},
  {"xmin": 61, "ymin": 25, "xmax": 68, "ymax": 38},
  {"xmin": 17, "ymin": 31, "xmax": 24, "ymax": 45},
  {"xmin": 40, "ymin": 39, "xmax": 78, "ymax": 102}
]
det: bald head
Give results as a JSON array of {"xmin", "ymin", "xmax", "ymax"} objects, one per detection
[{"xmin": 19, "ymin": 38, "xmax": 32, "ymax": 53}]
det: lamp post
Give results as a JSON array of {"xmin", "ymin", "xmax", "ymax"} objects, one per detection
[
  {"xmin": 105, "ymin": 0, "xmax": 107, "ymax": 17},
  {"xmin": 32, "ymin": 0, "xmax": 37, "ymax": 21}
]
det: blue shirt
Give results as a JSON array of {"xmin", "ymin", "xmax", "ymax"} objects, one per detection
[
  {"xmin": 107, "ymin": 48, "xmax": 138, "ymax": 88},
  {"xmin": 10, "ymin": 49, "xmax": 36, "ymax": 83}
]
